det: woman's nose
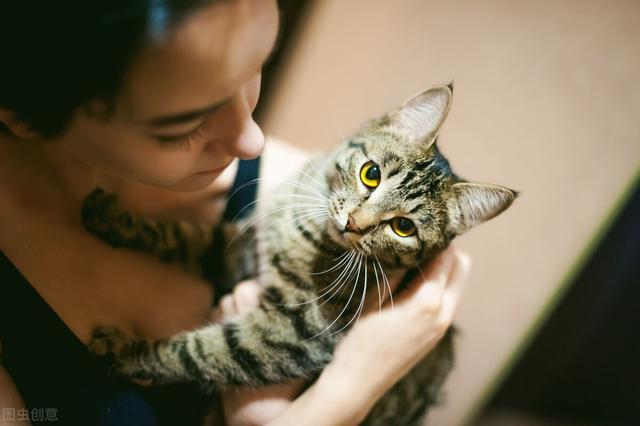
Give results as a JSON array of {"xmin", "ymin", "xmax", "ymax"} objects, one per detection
[
  {"xmin": 210, "ymin": 93, "xmax": 265, "ymax": 160},
  {"xmin": 232, "ymin": 116, "xmax": 265, "ymax": 160}
]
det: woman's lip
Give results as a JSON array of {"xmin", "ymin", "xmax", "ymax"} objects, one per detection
[{"xmin": 194, "ymin": 163, "xmax": 231, "ymax": 175}]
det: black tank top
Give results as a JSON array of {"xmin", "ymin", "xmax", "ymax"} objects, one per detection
[{"xmin": 0, "ymin": 158, "xmax": 260, "ymax": 426}]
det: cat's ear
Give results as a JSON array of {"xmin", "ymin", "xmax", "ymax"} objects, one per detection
[
  {"xmin": 389, "ymin": 83, "xmax": 453, "ymax": 144},
  {"xmin": 452, "ymin": 182, "xmax": 518, "ymax": 234}
]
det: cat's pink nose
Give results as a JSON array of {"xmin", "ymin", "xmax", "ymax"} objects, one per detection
[{"xmin": 345, "ymin": 214, "xmax": 360, "ymax": 233}]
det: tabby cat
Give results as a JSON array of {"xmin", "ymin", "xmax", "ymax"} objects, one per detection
[{"xmin": 83, "ymin": 84, "xmax": 517, "ymax": 425}]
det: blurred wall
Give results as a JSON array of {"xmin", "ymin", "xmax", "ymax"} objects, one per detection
[{"xmin": 262, "ymin": 0, "xmax": 640, "ymax": 424}]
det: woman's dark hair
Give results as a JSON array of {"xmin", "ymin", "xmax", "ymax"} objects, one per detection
[{"xmin": 0, "ymin": 0, "xmax": 213, "ymax": 137}]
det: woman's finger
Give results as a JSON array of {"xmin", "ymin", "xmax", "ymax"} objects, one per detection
[
  {"xmin": 219, "ymin": 294, "xmax": 237, "ymax": 320},
  {"xmin": 390, "ymin": 245, "xmax": 456, "ymax": 309},
  {"xmin": 233, "ymin": 280, "xmax": 262, "ymax": 316},
  {"xmin": 438, "ymin": 249, "xmax": 472, "ymax": 325},
  {"xmin": 212, "ymin": 280, "xmax": 263, "ymax": 323}
]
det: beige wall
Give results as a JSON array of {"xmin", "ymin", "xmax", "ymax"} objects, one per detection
[{"xmin": 262, "ymin": 0, "xmax": 640, "ymax": 424}]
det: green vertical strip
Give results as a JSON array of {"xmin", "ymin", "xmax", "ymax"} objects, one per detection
[{"xmin": 463, "ymin": 165, "xmax": 640, "ymax": 425}]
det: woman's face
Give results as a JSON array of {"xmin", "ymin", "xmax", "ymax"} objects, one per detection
[{"xmin": 56, "ymin": 0, "xmax": 279, "ymax": 191}]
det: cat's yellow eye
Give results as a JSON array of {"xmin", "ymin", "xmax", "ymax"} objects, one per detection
[
  {"xmin": 391, "ymin": 217, "xmax": 416, "ymax": 237},
  {"xmin": 360, "ymin": 161, "xmax": 381, "ymax": 189}
]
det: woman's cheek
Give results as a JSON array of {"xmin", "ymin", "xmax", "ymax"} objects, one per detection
[
  {"xmin": 149, "ymin": 152, "xmax": 199, "ymax": 181},
  {"xmin": 116, "ymin": 144, "xmax": 197, "ymax": 184}
]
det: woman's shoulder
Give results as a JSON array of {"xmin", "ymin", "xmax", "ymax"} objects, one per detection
[{"xmin": 258, "ymin": 137, "xmax": 315, "ymax": 198}]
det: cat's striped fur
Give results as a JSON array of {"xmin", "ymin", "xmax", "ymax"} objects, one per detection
[{"xmin": 83, "ymin": 84, "xmax": 517, "ymax": 425}]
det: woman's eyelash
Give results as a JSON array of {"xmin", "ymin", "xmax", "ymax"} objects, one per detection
[{"xmin": 153, "ymin": 123, "xmax": 205, "ymax": 145}]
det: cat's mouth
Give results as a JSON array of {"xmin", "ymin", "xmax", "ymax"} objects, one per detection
[{"xmin": 327, "ymin": 219, "xmax": 367, "ymax": 252}]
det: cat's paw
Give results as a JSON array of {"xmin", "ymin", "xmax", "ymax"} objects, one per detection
[
  {"xmin": 89, "ymin": 326, "xmax": 157, "ymax": 385},
  {"xmin": 81, "ymin": 188, "xmax": 138, "ymax": 247},
  {"xmin": 82, "ymin": 188, "xmax": 118, "ymax": 219},
  {"xmin": 88, "ymin": 326, "xmax": 128, "ymax": 357},
  {"xmin": 82, "ymin": 188, "xmax": 121, "ymax": 233}
]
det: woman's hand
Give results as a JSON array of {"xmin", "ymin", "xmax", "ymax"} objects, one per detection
[
  {"xmin": 270, "ymin": 245, "xmax": 471, "ymax": 425},
  {"xmin": 213, "ymin": 281, "xmax": 307, "ymax": 426}
]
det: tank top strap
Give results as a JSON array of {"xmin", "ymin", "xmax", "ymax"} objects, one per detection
[{"xmin": 222, "ymin": 157, "xmax": 261, "ymax": 221}]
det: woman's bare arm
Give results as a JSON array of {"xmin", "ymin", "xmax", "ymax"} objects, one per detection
[{"xmin": 0, "ymin": 363, "xmax": 31, "ymax": 426}]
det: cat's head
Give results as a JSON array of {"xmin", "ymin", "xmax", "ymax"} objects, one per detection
[{"xmin": 325, "ymin": 84, "xmax": 517, "ymax": 268}]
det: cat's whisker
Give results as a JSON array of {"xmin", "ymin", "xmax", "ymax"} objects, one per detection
[
  {"xmin": 291, "ymin": 250, "xmax": 358, "ymax": 307},
  {"xmin": 307, "ymin": 158, "xmax": 338, "ymax": 193},
  {"xmin": 305, "ymin": 166, "xmax": 329, "ymax": 191},
  {"xmin": 235, "ymin": 209, "xmax": 330, "ymax": 255},
  {"xmin": 297, "ymin": 169, "xmax": 328, "ymax": 194},
  {"xmin": 232, "ymin": 173, "xmax": 325, "ymax": 202},
  {"xmin": 328, "ymin": 253, "xmax": 365, "ymax": 335},
  {"xmin": 254, "ymin": 202, "xmax": 326, "ymax": 219},
  {"xmin": 283, "ymin": 250, "xmax": 356, "ymax": 307},
  {"xmin": 283, "ymin": 179, "xmax": 329, "ymax": 201},
  {"xmin": 225, "ymin": 203, "xmax": 327, "ymax": 250},
  {"xmin": 231, "ymin": 193, "xmax": 328, "ymax": 222},
  {"xmin": 309, "ymin": 250, "xmax": 352, "ymax": 276},
  {"xmin": 218, "ymin": 160, "xmax": 327, "ymax": 203},
  {"xmin": 238, "ymin": 218, "xmax": 325, "ymax": 256},
  {"xmin": 303, "ymin": 154, "xmax": 328, "ymax": 182},
  {"xmin": 274, "ymin": 141, "xmax": 325, "ymax": 181},
  {"xmin": 226, "ymin": 175, "xmax": 326, "ymax": 217},
  {"xmin": 290, "ymin": 208, "xmax": 331, "ymax": 222},
  {"xmin": 277, "ymin": 187, "xmax": 328, "ymax": 203},
  {"xmin": 307, "ymin": 252, "xmax": 363, "ymax": 340},
  {"xmin": 231, "ymin": 199, "xmax": 330, "ymax": 256},
  {"xmin": 332, "ymin": 256, "xmax": 368, "ymax": 335},
  {"xmin": 316, "ymin": 253, "xmax": 361, "ymax": 325},
  {"xmin": 289, "ymin": 210, "xmax": 331, "ymax": 232},
  {"xmin": 375, "ymin": 255, "xmax": 394, "ymax": 310},
  {"xmin": 288, "ymin": 202, "xmax": 331, "ymax": 225},
  {"xmin": 364, "ymin": 259, "xmax": 370, "ymax": 315},
  {"xmin": 316, "ymin": 250, "xmax": 360, "ymax": 305},
  {"xmin": 285, "ymin": 194, "xmax": 328, "ymax": 204},
  {"xmin": 290, "ymin": 210, "xmax": 331, "ymax": 224},
  {"xmin": 284, "ymin": 144, "xmax": 327, "ymax": 185},
  {"xmin": 372, "ymin": 258, "xmax": 383, "ymax": 312},
  {"xmin": 373, "ymin": 256, "xmax": 387, "ymax": 302},
  {"xmin": 225, "ymin": 176, "xmax": 265, "ymax": 201}
]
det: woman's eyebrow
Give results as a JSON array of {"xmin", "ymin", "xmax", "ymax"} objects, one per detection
[{"xmin": 143, "ymin": 100, "xmax": 227, "ymax": 127}]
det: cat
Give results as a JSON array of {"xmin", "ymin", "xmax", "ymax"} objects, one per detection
[{"xmin": 82, "ymin": 83, "xmax": 517, "ymax": 425}]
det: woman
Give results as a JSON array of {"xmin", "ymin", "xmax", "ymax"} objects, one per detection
[{"xmin": 0, "ymin": 0, "xmax": 470, "ymax": 424}]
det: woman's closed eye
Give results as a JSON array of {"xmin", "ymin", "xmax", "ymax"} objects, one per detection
[
  {"xmin": 146, "ymin": 101, "xmax": 227, "ymax": 145},
  {"xmin": 151, "ymin": 120, "xmax": 206, "ymax": 145}
]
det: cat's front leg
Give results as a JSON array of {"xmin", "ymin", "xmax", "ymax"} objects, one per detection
[
  {"xmin": 82, "ymin": 188, "xmax": 213, "ymax": 269},
  {"xmin": 89, "ymin": 325, "xmax": 210, "ymax": 388},
  {"xmin": 89, "ymin": 286, "xmax": 337, "ymax": 393}
]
